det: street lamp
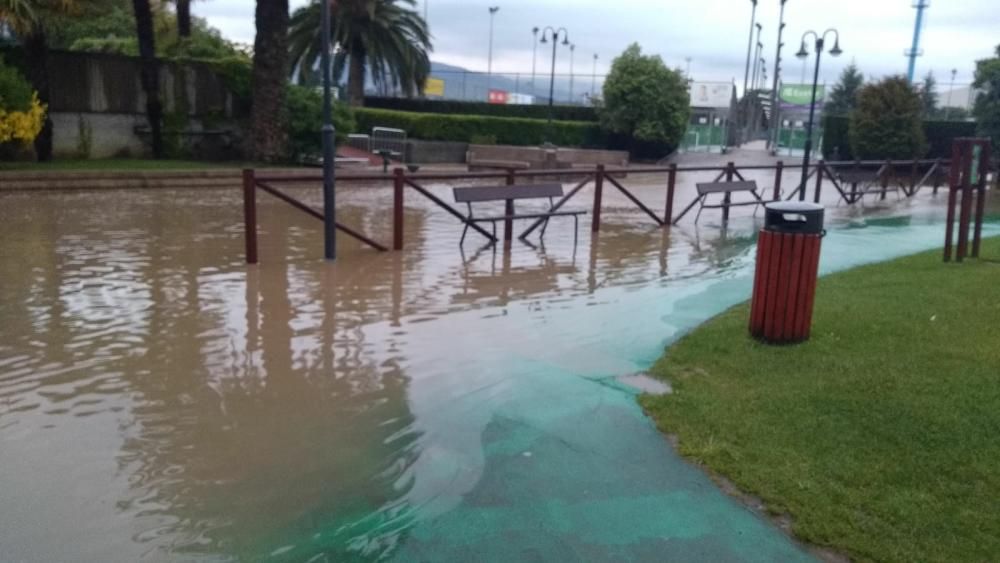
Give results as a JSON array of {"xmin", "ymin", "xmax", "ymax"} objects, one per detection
[
  {"xmin": 751, "ymin": 34, "xmax": 763, "ymax": 90},
  {"xmin": 743, "ymin": 0, "xmax": 759, "ymax": 96},
  {"xmin": 320, "ymin": 0, "xmax": 336, "ymax": 260},
  {"xmin": 531, "ymin": 27, "xmax": 539, "ymax": 95},
  {"xmin": 795, "ymin": 28, "xmax": 842, "ymax": 201},
  {"xmin": 685, "ymin": 56, "xmax": 692, "ymax": 78},
  {"xmin": 487, "ymin": 6, "xmax": 499, "ymax": 95},
  {"xmin": 569, "ymin": 43, "xmax": 576, "ymax": 103},
  {"xmin": 540, "ymin": 26, "xmax": 569, "ymax": 144}
]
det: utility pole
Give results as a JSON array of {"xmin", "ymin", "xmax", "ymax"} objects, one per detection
[
  {"xmin": 320, "ymin": 0, "xmax": 336, "ymax": 260},
  {"xmin": 591, "ymin": 53, "xmax": 598, "ymax": 101},
  {"xmin": 685, "ymin": 57, "xmax": 692, "ymax": 78},
  {"xmin": 569, "ymin": 43, "xmax": 575, "ymax": 103}
]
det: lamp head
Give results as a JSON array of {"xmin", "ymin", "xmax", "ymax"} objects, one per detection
[
  {"xmin": 795, "ymin": 41, "xmax": 808, "ymax": 59},
  {"xmin": 829, "ymin": 38, "xmax": 843, "ymax": 57},
  {"xmin": 562, "ymin": 36, "xmax": 570, "ymax": 46}
]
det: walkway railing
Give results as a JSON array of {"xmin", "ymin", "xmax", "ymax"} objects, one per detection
[{"xmin": 243, "ymin": 157, "xmax": 975, "ymax": 263}]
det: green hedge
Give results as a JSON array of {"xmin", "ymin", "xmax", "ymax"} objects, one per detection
[
  {"xmin": 363, "ymin": 97, "xmax": 598, "ymax": 122},
  {"xmin": 354, "ymin": 107, "xmax": 607, "ymax": 148},
  {"xmin": 823, "ymin": 115, "xmax": 977, "ymax": 160}
]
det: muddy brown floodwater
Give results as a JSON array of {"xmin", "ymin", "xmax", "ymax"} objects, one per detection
[{"xmin": 0, "ymin": 173, "xmax": 995, "ymax": 562}]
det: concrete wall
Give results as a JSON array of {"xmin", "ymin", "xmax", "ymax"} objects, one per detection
[
  {"xmin": 405, "ymin": 140, "xmax": 468, "ymax": 164},
  {"xmin": 51, "ymin": 112, "xmax": 242, "ymax": 159}
]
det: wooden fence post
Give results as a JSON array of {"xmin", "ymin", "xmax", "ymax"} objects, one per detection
[
  {"xmin": 393, "ymin": 167, "xmax": 405, "ymax": 250},
  {"xmin": 723, "ymin": 162, "xmax": 734, "ymax": 223},
  {"xmin": 592, "ymin": 164, "xmax": 604, "ymax": 232},
  {"xmin": 813, "ymin": 160, "xmax": 825, "ymax": 204},
  {"xmin": 773, "ymin": 160, "xmax": 783, "ymax": 201},
  {"xmin": 664, "ymin": 163, "xmax": 677, "ymax": 225},
  {"xmin": 881, "ymin": 160, "xmax": 891, "ymax": 201},
  {"xmin": 242, "ymin": 168, "xmax": 258, "ymax": 264}
]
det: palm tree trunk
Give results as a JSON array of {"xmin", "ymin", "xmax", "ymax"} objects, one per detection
[
  {"xmin": 23, "ymin": 28, "xmax": 53, "ymax": 162},
  {"xmin": 347, "ymin": 40, "xmax": 366, "ymax": 107},
  {"xmin": 177, "ymin": 0, "xmax": 191, "ymax": 37},
  {"xmin": 132, "ymin": 0, "xmax": 163, "ymax": 158},
  {"xmin": 250, "ymin": 0, "xmax": 290, "ymax": 162}
]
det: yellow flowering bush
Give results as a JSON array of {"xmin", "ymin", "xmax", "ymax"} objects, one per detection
[{"xmin": 0, "ymin": 92, "xmax": 47, "ymax": 144}]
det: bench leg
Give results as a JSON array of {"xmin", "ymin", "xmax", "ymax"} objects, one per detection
[
  {"xmin": 540, "ymin": 217, "xmax": 551, "ymax": 239},
  {"xmin": 460, "ymin": 223, "xmax": 469, "ymax": 246},
  {"xmin": 694, "ymin": 196, "xmax": 707, "ymax": 224}
]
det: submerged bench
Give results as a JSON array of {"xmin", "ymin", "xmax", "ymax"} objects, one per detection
[
  {"xmin": 674, "ymin": 180, "xmax": 770, "ymax": 224},
  {"xmin": 453, "ymin": 183, "xmax": 587, "ymax": 245}
]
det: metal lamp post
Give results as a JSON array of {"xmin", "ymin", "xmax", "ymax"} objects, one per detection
[
  {"xmin": 591, "ymin": 53, "xmax": 598, "ymax": 102},
  {"xmin": 531, "ymin": 27, "xmax": 539, "ymax": 96},
  {"xmin": 320, "ymin": 0, "xmax": 336, "ymax": 260},
  {"xmin": 743, "ymin": 0, "xmax": 759, "ymax": 96},
  {"xmin": 487, "ymin": 6, "xmax": 499, "ymax": 95},
  {"xmin": 568, "ymin": 43, "xmax": 576, "ymax": 103},
  {"xmin": 795, "ymin": 29, "xmax": 842, "ymax": 201},
  {"xmin": 540, "ymin": 26, "xmax": 569, "ymax": 143},
  {"xmin": 768, "ymin": 0, "xmax": 788, "ymax": 153},
  {"xmin": 946, "ymin": 68, "xmax": 957, "ymax": 120}
]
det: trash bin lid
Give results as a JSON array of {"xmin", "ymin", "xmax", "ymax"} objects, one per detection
[{"xmin": 764, "ymin": 202, "xmax": 824, "ymax": 234}]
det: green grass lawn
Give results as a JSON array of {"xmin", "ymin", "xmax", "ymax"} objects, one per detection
[
  {"xmin": 0, "ymin": 158, "xmax": 239, "ymax": 171},
  {"xmin": 641, "ymin": 238, "xmax": 1000, "ymax": 563}
]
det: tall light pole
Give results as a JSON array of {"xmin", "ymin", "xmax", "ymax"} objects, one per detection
[
  {"xmin": 423, "ymin": 0, "xmax": 428, "ymax": 25},
  {"xmin": 540, "ymin": 26, "xmax": 569, "ymax": 143},
  {"xmin": 946, "ymin": 68, "xmax": 957, "ymax": 120},
  {"xmin": 685, "ymin": 57, "xmax": 692, "ymax": 78},
  {"xmin": 320, "ymin": 0, "xmax": 336, "ymax": 260},
  {"xmin": 487, "ymin": 6, "xmax": 499, "ymax": 95},
  {"xmin": 591, "ymin": 53, "xmax": 598, "ymax": 101},
  {"xmin": 531, "ymin": 27, "xmax": 539, "ymax": 96},
  {"xmin": 751, "ymin": 39, "xmax": 763, "ymax": 90},
  {"xmin": 568, "ymin": 43, "xmax": 576, "ymax": 103},
  {"xmin": 795, "ymin": 29, "xmax": 842, "ymax": 201},
  {"xmin": 768, "ymin": 0, "xmax": 788, "ymax": 152},
  {"xmin": 743, "ymin": 0, "xmax": 759, "ymax": 96}
]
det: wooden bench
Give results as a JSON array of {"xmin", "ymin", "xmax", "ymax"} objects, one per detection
[
  {"xmin": 453, "ymin": 183, "xmax": 587, "ymax": 245},
  {"xmin": 674, "ymin": 180, "xmax": 770, "ymax": 224}
]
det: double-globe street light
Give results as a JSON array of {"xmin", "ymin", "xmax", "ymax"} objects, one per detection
[
  {"xmin": 539, "ymin": 26, "xmax": 570, "ymax": 144},
  {"xmin": 795, "ymin": 29, "xmax": 842, "ymax": 201}
]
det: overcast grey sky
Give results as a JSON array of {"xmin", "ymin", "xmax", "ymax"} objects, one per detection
[{"xmin": 200, "ymin": 0, "xmax": 996, "ymax": 91}]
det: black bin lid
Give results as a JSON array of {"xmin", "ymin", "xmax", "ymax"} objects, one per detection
[{"xmin": 764, "ymin": 202, "xmax": 824, "ymax": 234}]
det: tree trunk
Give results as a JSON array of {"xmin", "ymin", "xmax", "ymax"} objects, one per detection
[
  {"xmin": 132, "ymin": 0, "xmax": 163, "ymax": 159},
  {"xmin": 347, "ymin": 40, "xmax": 366, "ymax": 107},
  {"xmin": 24, "ymin": 29, "xmax": 53, "ymax": 162},
  {"xmin": 177, "ymin": 0, "xmax": 191, "ymax": 37},
  {"xmin": 250, "ymin": 0, "xmax": 290, "ymax": 162}
]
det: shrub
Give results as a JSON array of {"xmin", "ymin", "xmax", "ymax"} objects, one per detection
[
  {"xmin": 849, "ymin": 76, "xmax": 928, "ymax": 160},
  {"xmin": 353, "ymin": 107, "xmax": 606, "ymax": 148},
  {"xmin": 363, "ymin": 96, "xmax": 598, "ymax": 122},
  {"xmin": 286, "ymin": 85, "xmax": 356, "ymax": 161},
  {"xmin": 824, "ymin": 115, "xmax": 976, "ymax": 160},
  {"xmin": 0, "ymin": 57, "xmax": 46, "ymax": 145},
  {"xmin": 599, "ymin": 43, "xmax": 690, "ymax": 155}
]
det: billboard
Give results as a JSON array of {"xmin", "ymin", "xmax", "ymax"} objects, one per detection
[
  {"xmin": 688, "ymin": 82, "xmax": 733, "ymax": 109},
  {"xmin": 424, "ymin": 77, "xmax": 445, "ymax": 97},
  {"xmin": 488, "ymin": 89, "xmax": 509, "ymax": 104},
  {"xmin": 780, "ymin": 84, "xmax": 825, "ymax": 111}
]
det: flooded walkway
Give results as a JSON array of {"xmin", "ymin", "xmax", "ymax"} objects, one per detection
[{"xmin": 1, "ymin": 179, "xmax": 996, "ymax": 561}]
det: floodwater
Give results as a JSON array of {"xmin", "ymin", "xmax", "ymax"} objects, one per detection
[{"xmin": 1, "ymin": 171, "xmax": 996, "ymax": 562}]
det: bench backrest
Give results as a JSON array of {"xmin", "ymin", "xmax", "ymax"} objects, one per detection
[
  {"xmin": 696, "ymin": 180, "xmax": 758, "ymax": 195},
  {"xmin": 454, "ymin": 183, "xmax": 564, "ymax": 203}
]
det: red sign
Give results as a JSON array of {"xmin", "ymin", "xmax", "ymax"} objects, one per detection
[{"xmin": 488, "ymin": 89, "xmax": 509, "ymax": 104}]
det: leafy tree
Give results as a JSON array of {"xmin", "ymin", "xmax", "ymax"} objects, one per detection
[
  {"xmin": 919, "ymin": 71, "xmax": 939, "ymax": 116},
  {"xmin": 973, "ymin": 45, "xmax": 1000, "ymax": 148},
  {"xmin": 825, "ymin": 63, "xmax": 864, "ymax": 116},
  {"xmin": 288, "ymin": 0, "xmax": 430, "ymax": 107},
  {"xmin": 250, "ymin": 0, "xmax": 289, "ymax": 161},
  {"xmin": 849, "ymin": 76, "xmax": 927, "ymax": 160},
  {"xmin": 599, "ymin": 43, "xmax": 690, "ymax": 155},
  {"xmin": 286, "ymin": 84, "xmax": 355, "ymax": 160}
]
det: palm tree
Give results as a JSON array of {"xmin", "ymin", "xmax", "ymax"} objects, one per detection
[
  {"xmin": 175, "ymin": 0, "xmax": 190, "ymax": 37},
  {"xmin": 250, "ymin": 0, "xmax": 289, "ymax": 162},
  {"xmin": 131, "ymin": 0, "xmax": 163, "ymax": 158},
  {"xmin": 288, "ymin": 0, "xmax": 430, "ymax": 107},
  {"xmin": 0, "ymin": 0, "xmax": 78, "ymax": 161}
]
